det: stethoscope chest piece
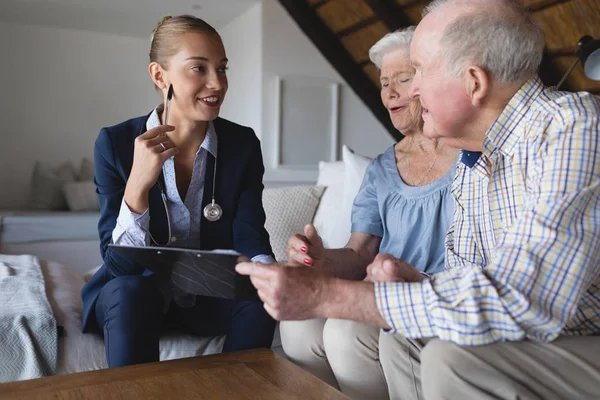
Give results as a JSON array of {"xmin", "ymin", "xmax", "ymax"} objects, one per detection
[{"xmin": 203, "ymin": 200, "xmax": 223, "ymax": 222}]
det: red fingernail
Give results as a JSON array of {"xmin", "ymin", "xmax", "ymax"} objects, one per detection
[
  {"xmin": 300, "ymin": 246, "xmax": 307, "ymax": 253},
  {"xmin": 304, "ymin": 258, "xmax": 312, "ymax": 266}
]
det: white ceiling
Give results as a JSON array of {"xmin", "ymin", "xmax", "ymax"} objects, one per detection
[{"xmin": 0, "ymin": 0, "xmax": 261, "ymax": 38}]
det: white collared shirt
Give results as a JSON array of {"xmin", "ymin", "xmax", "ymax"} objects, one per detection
[{"xmin": 112, "ymin": 105, "xmax": 274, "ymax": 264}]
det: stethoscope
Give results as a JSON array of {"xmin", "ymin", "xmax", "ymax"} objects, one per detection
[{"xmin": 145, "ymin": 84, "xmax": 223, "ymax": 246}]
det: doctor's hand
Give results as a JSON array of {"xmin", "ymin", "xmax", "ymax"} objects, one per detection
[
  {"xmin": 286, "ymin": 224, "xmax": 325, "ymax": 268},
  {"xmin": 365, "ymin": 254, "xmax": 425, "ymax": 283},
  {"xmin": 125, "ymin": 125, "xmax": 177, "ymax": 213}
]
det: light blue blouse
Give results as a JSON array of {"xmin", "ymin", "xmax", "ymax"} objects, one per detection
[{"xmin": 351, "ymin": 145, "xmax": 456, "ymax": 275}]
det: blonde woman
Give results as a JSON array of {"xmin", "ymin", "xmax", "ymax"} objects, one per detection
[{"xmin": 81, "ymin": 15, "xmax": 275, "ymax": 368}]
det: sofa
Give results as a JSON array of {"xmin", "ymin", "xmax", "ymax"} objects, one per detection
[{"xmin": 0, "ymin": 146, "xmax": 371, "ymax": 379}]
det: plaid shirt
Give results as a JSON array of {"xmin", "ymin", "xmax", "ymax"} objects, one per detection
[{"xmin": 375, "ymin": 78, "xmax": 600, "ymax": 345}]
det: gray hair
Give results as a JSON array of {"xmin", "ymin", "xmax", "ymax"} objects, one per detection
[
  {"xmin": 368, "ymin": 26, "xmax": 416, "ymax": 70},
  {"xmin": 422, "ymin": 0, "xmax": 545, "ymax": 84}
]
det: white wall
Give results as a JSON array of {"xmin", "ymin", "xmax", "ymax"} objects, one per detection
[
  {"xmin": 0, "ymin": 2, "xmax": 394, "ymax": 208},
  {"xmin": 260, "ymin": 0, "xmax": 393, "ymax": 182},
  {"xmin": 218, "ymin": 0, "xmax": 394, "ymax": 183},
  {"xmin": 219, "ymin": 2, "xmax": 264, "ymax": 138},
  {"xmin": 0, "ymin": 21, "xmax": 156, "ymax": 209}
]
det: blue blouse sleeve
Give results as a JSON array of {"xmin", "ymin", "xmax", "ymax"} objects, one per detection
[{"xmin": 351, "ymin": 160, "xmax": 383, "ymax": 237}]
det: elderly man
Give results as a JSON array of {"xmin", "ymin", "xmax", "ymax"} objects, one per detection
[{"xmin": 237, "ymin": 0, "xmax": 600, "ymax": 398}]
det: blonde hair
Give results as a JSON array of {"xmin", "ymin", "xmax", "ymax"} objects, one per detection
[{"xmin": 149, "ymin": 15, "xmax": 221, "ymax": 69}]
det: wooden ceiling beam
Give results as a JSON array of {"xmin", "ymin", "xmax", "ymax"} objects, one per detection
[
  {"xmin": 310, "ymin": 0, "xmax": 329, "ymax": 10},
  {"xmin": 335, "ymin": 16, "xmax": 379, "ymax": 38},
  {"xmin": 364, "ymin": 0, "xmax": 413, "ymax": 31},
  {"xmin": 277, "ymin": 0, "xmax": 400, "ymax": 140},
  {"xmin": 526, "ymin": 0, "xmax": 574, "ymax": 13}
]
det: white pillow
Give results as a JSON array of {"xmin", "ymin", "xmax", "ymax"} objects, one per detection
[
  {"xmin": 262, "ymin": 186, "xmax": 325, "ymax": 262},
  {"xmin": 337, "ymin": 146, "xmax": 372, "ymax": 247},
  {"xmin": 30, "ymin": 161, "xmax": 77, "ymax": 210},
  {"xmin": 312, "ymin": 147, "xmax": 372, "ymax": 249},
  {"xmin": 342, "ymin": 145, "xmax": 372, "ymax": 209},
  {"xmin": 79, "ymin": 158, "xmax": 95, "ymax": 181},
  {"xmin": 313, "ymin": 161, "xmax": 345, "ymax": 249},
  {"xmin": 316, "ymin": 160, "xmax": 344, "ymax": 186},
  {"xmin": 62, "ymin": 181, "xmax": 99, "ymax": 212}
]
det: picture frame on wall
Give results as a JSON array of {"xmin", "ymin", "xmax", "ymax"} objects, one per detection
[{"xmin": 273, "ymin": 75, "xmax": 340, "ymax": 170}]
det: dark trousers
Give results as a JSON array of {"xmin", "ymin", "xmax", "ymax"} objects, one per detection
[{"xmin": 94, "ymin": 275, "xmax": 276, "ymax": 368}]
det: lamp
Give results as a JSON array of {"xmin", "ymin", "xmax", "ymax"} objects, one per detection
[{"xmin": 556, "ymin": 35, "xmax": 600, "ymax": 90}]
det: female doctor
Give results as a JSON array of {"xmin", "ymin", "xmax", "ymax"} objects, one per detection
[{"xmin": 81, "ymin": 15, "xmax": 276, "ymax": 368}]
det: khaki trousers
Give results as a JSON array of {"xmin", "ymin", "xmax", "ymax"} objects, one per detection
[
  {"xmin": 280, "ymin": 319, "xmax": 389, "ymax": 399},
  {"xmin": 420, "ymin": 335, "xmax": 600, "ymax": 400},
  {"xmin": 280, "ymin": 319, "xmax": 600, "ymax": 400}
]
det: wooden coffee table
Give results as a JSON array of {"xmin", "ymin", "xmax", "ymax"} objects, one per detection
[{"xmin": 0, "ymin": 349, "xmax": 349, "ymax": 399}]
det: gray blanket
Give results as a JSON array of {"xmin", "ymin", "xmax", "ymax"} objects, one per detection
[{"xmin": 0, "ymin": 254, "xmax": 57, "ymax": 382}]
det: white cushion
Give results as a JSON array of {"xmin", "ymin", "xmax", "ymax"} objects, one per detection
[
  {"xmin": 342, "ymin": 145, "xmax": 372, "ymax": 219},
  {"xmin": 316, "ymin": 160, "xmax": 344, "ymax": 186},
  {"xmin": 262, "ymin": 186, "xmax": 325, "ymax": 262},
  {"xmin": 78, "ymin": 158, "xmax": 95, "ymax": 181},
  {"xmin": 313, "ymin": 161, "xmax": 345, "ymax": 249},
  {"xmin": 313, "ymin": 147, "xmax": 371, "ymax": 249},
  {"xmin": 62, "ymin": 181, "xmax": 99, "ymax": 212},
  {"xmin": 30, "ymin": 161, "xmax": 77, "ymax": 210},
  {"xmin": 340, "ymin": 146, "xmax": 372, "ymax": 245}
]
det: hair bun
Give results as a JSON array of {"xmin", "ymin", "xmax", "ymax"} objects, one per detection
[{"xmin": 150, "ymin": 15, "xmax": 172, "ymax": 41}]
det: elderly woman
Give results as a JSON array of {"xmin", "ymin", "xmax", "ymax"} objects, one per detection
[{"xmin": 279, "ymin": 27, "xmax": 459, "ymax": 399}]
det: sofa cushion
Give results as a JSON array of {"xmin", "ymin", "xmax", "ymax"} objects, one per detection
[
  {"xmin": 62, "ymin": 181, "xmax": 100, "ymax": 212},
  {"xmin": 313, "ymin": 161, "xmax": 345, "ymax": 249},
  {"xmin": 313, "ymin": 147, "xmax": 371, "ymax": 249},
  {"xmin": 263, "ymin": 185, "xmax": 325, "ymax": 262},
  {"xmin": 342, "ymin": 146, "xmax": 372, "ymax": 241},
  {"xmin": 30, "ymin": 161, "xmax": 77, "ymax": 210},
  {"xmin": 316, "ymin": 160, "xmax": 344, "ymax": 186},
  {"xmin": 79, "ymin": 158, "xmax": 95, "ymax": 181}
]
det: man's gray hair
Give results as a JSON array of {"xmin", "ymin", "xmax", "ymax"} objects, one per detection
[
  {"xmin": 368, "ymin": 26, "xmax": 416, "ymax": 70},
  {"xmin": 422, "ymin": 0, "xmax": 545, "ymax": 84}
]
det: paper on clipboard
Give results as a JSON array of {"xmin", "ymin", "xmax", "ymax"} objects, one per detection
[{"xmin": 108, "ymin": 244, "xmax": 259, "ymax": 301}]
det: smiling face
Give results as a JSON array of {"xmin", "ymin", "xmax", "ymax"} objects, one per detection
[
  {"xmin": 408, "ymin": 11, "xmax": 475, "ymax": 144},
  {"xmin": 380, "ymin": 47, "xmax": 423, "ymax": 135},
  {"xmin": 152, "ymin": 31, "xmax": 228, "ymax": 123}
]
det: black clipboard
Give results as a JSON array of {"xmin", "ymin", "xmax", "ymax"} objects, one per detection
[{"xmin": 108, "ymin": 244, "xmax": 259, "ymax": 302}]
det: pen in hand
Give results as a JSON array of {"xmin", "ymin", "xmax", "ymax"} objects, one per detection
[{"xmin": 163, "ymin": 84, "xmax": 174, "ymax": 133}]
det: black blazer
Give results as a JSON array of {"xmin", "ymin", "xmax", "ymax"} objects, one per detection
[{"xmin": 81, "ymin": 114, "xmax": 273, "ymax": 332}]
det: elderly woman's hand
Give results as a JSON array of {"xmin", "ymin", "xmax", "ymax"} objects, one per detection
[
  {"xmin": 286, "ymin": 224, "xmax": 325, "ymax": 268},
  {"xmin": 365, "ymin": 253, "xmax": 425, "ymax": 283}
]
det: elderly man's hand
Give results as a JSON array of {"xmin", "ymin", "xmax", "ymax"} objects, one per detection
[
  {"xmin": 365, "ymin": 254, "xmax": 425, "ymax": 283},
  {"xmin": 236, "ymin": 261, "xmax": 330, "ymax": 321}
]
